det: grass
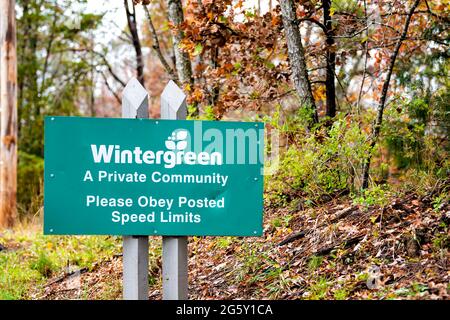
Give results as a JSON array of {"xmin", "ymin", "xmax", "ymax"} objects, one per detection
[
  {"xmin": 305, "ymin": 277, "xmax": 330, "ymax": 299},
  {"xmin": 308, "ymin": 256, "xmax": 324, "ymax": 271},
  {"xmin": 333, "ymin": 288, "xmax": 348, "ymax": 300},
  {"xmin": 0, "ymin": 223, "xmax": 123, "ymax": 299}
]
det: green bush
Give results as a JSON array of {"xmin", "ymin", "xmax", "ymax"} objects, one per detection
[
  {"xmin": 352, "ymin": 185, "xmax": 390, "ymax": 208},
  {"xmin": 265, "ymin": 112, "xmax": 370, "ymax": 206},
  {"xmin": 264, "ymin": 89, "xmax": 449, "ymax": 207},
  {"xmin": 18, "ymin": 151, "xmax": 44, "ymax": 216},
  {"xmin": 382, "ymin": 93, "xmax": 449, "ymax": 194},
  {"xmin": 383, "ymin": 89, "xmax": 449, "ymax": 170},
  {"xmin": 384, "ymin": 98, "xmax": 430, "ymax": 169}
]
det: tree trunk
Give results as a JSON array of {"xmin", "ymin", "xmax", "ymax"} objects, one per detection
[
  {"xmin": 166, "ymin": 0, "xmax": 196, "ymax": 115},
  {"xmin": 280, "ymin": 0, "xmax": 318, "ymax": 124},
  {"xmin": 0, "ymin": 0, "xmax": 18, "ymax": 228},
  {"xmin": 323, "ymin": 0, "xmax": 336, "ymax": 118},
  {"xmin": 209, "ymin": 46, "xmax": 220, "ymax": 107},
  {"xmin": 361, "ymin": 0, "xmax": 420, "ymax": 189},
  {"xmin": 124, "ymin": 0, "xmax": 145, "ymax": 86}
]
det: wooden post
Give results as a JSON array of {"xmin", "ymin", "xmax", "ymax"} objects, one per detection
[
  {"xmin": 0, "ymin": 0, "xmax": 18, "ymax": 228},
  {"xmin": 161, "ymin": 80, "xmax": 188, "ymax": 300},
  {"xmin": 122, "ymin": 78, "xmax": 149, "ymax": 300}
]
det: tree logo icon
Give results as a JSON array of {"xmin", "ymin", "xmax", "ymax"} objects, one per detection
[{"xmin": 165, "ymin": 130, "xmax": 188, "ymax": 151}]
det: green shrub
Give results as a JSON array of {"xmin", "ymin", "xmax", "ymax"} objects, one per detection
[
  {"xmin": 384, "ymin": 98, "xmax": 430, "ymax": 169},
  {"xmin": 265, "ymin": 112, "xmax": 370, "ymax": 206},
  {"xmin": 17, "ymin": 151, "xmax": 44, "ymax": 216},
  {"xmin": 383, "ymin": 91, "xmax": 449, "ymax": 179},
  {"xmin": 352, "ymin": 185, "xmax": 390, "ymax": 208}
]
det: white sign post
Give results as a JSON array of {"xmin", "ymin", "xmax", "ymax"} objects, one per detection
[
  {"xmin": 120, "ymin": 78, "xmax": 188, "ymax": 300},
  {"xmin": 160, "ymin": 80, "xmax": 189, "ymax": 300},
  {"xmin": 122, "ymin": 78, "xmax": 149, "ymax": 300}
]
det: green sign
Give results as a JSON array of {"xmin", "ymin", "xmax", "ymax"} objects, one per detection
[{"xmin": 44, "ymin": 117, "xmax": 264, "ymax": 236}]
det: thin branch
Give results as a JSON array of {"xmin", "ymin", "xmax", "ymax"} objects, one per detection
[
  {"xmin": 362, "ymin": 0, "xmax": 421, "ymax": 189},
  {"xmin": 370, "ymin": 21, "xmax": 401, "ymax": 33},
  {"xmin": 94, "ymin": 50, "xmax": 127, "ymax": 87},
  {"xmin": 124, "ymin": 0, "xmax": 145, "ymax": 85},
  {"xmin": 295, "ymin": 17, "xmax": 327, "ymax": 33},
  {"xmin": 99, "ymin": 71, "xmax": 122, "ymax": 105},
  {"xmin": 110, "ymin": 20, "xmax": 134, "ymax": 42},
  {"xmin": 253, "ymin": 89, "xmax": 296, "ymax": 102},
  {"xmin": 334, "ymin": 69, "xmax": 352, "ymax": 107},
  {"xmin": 356, "ymin": 0, "xmax": 369, "ymax": 114},
  {"xmin": 143, "ymin": 5, "xmax": 177, "ymax": 80},
  {"xmin": 56, "ymin": 47, "xmax": 127, "ymax": 87},
  {"xmin": 423, "ymin": 0, "xmax": 444, "ymax": 21},
  {"xmin": 332, "ymin": 25, "xmax": 369, "ymax": 39},
  {"xmin": 405, "ymin": 36, "xmax": 449, "ymax": 46},
  {"xmin": 40, "ymin": 10, "xmax": 58, "ymax": 95},
  {"xmin": 336, "ymin": 8, "xmax": 448, "ymax": 22},
  {"xmin": 369, "ymin": 36, "xmax": 449, "ymax": 49},
  {"xmin": 380, "ymin": 9, "xmax": 449, "ymax": 22}
]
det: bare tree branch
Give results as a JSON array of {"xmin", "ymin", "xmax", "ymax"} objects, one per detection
[
  {"xmin": 54, "ymin": 47, "xmax": 127, "ymax": 87},
  {"xmin": 356, "ymin": 0, "xmax": 369, "ymax": 114},
  {"xmin": 362, "ymin": 0, "xmax": 421, "ymax": 189},
  {"xmin": 295, "ymin": 17, "xmax": 327, "ymax": 33},
  {"xmin": 95, "ymin": 50, "xmax": 127, "ymax": 87},
  {"xmin": 40, "ymin": 10, "xmax": 58, "ymax": 95},
  {"xmin": 143, "ymin": 5, "xmax": 177, "ymax": 80},
  {"xmin": 99, "ymin": 71, "xmax": 122, "ymax": 105},
  {"xmin": 124, "ymin": 0, "xmax": 145, "ymax": 85}
]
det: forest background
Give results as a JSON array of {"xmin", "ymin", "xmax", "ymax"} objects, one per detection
[{"xmin": 0, "ymin": 0, "xmax": 448, "ymax": 300}]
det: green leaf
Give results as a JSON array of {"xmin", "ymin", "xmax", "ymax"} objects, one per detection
[
  {"xmin": 193, "ymin": 43, "xmax": 203, "ymax": 56},
  {"xmin": 330, "ymin": 6, "xmax": 336, "ymax": 16}
]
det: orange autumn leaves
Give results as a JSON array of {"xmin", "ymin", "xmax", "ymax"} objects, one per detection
[{"xmin": 135, "ymin": 0, "xmax": 447, "ymax": 119}]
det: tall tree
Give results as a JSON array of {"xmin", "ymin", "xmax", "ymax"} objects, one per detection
[
  {"xmin": 323, "ymin": 0, "xmax": 336, "ymax": 118},
  {"xmin": 361, "ymin": 0, "xmax": 421, "ymax": 189},
  {"xmin": 280, "ymin": 0, "xmax": 318, "ymax": 124},
  {"xmin": 0, "ymin": 0, "xmax": 18, "ymax": 227},
  {"xmin": 125, "ymin": 0, "xmax": 145, "ymax": 86},
  {"xmin": 166, "ymin": 0, "xmax": 196, "ymax": 114}
]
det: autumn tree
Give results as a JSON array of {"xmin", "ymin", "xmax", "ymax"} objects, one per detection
[
  {"xmin": 361, "ymin": 0, "xmax": 421, "ymax": 189},
  {"xmin": 143, "ymin": 3, "xmax": 177, "ymax": 81},
  {"xmin": 107, "ymin": 0, "xmax": 450, "ymax": 191}
]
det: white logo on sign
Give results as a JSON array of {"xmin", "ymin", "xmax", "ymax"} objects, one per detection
[{"xmin": 165, "ymin": 130, "xmax": 188, "ymax": 151}]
